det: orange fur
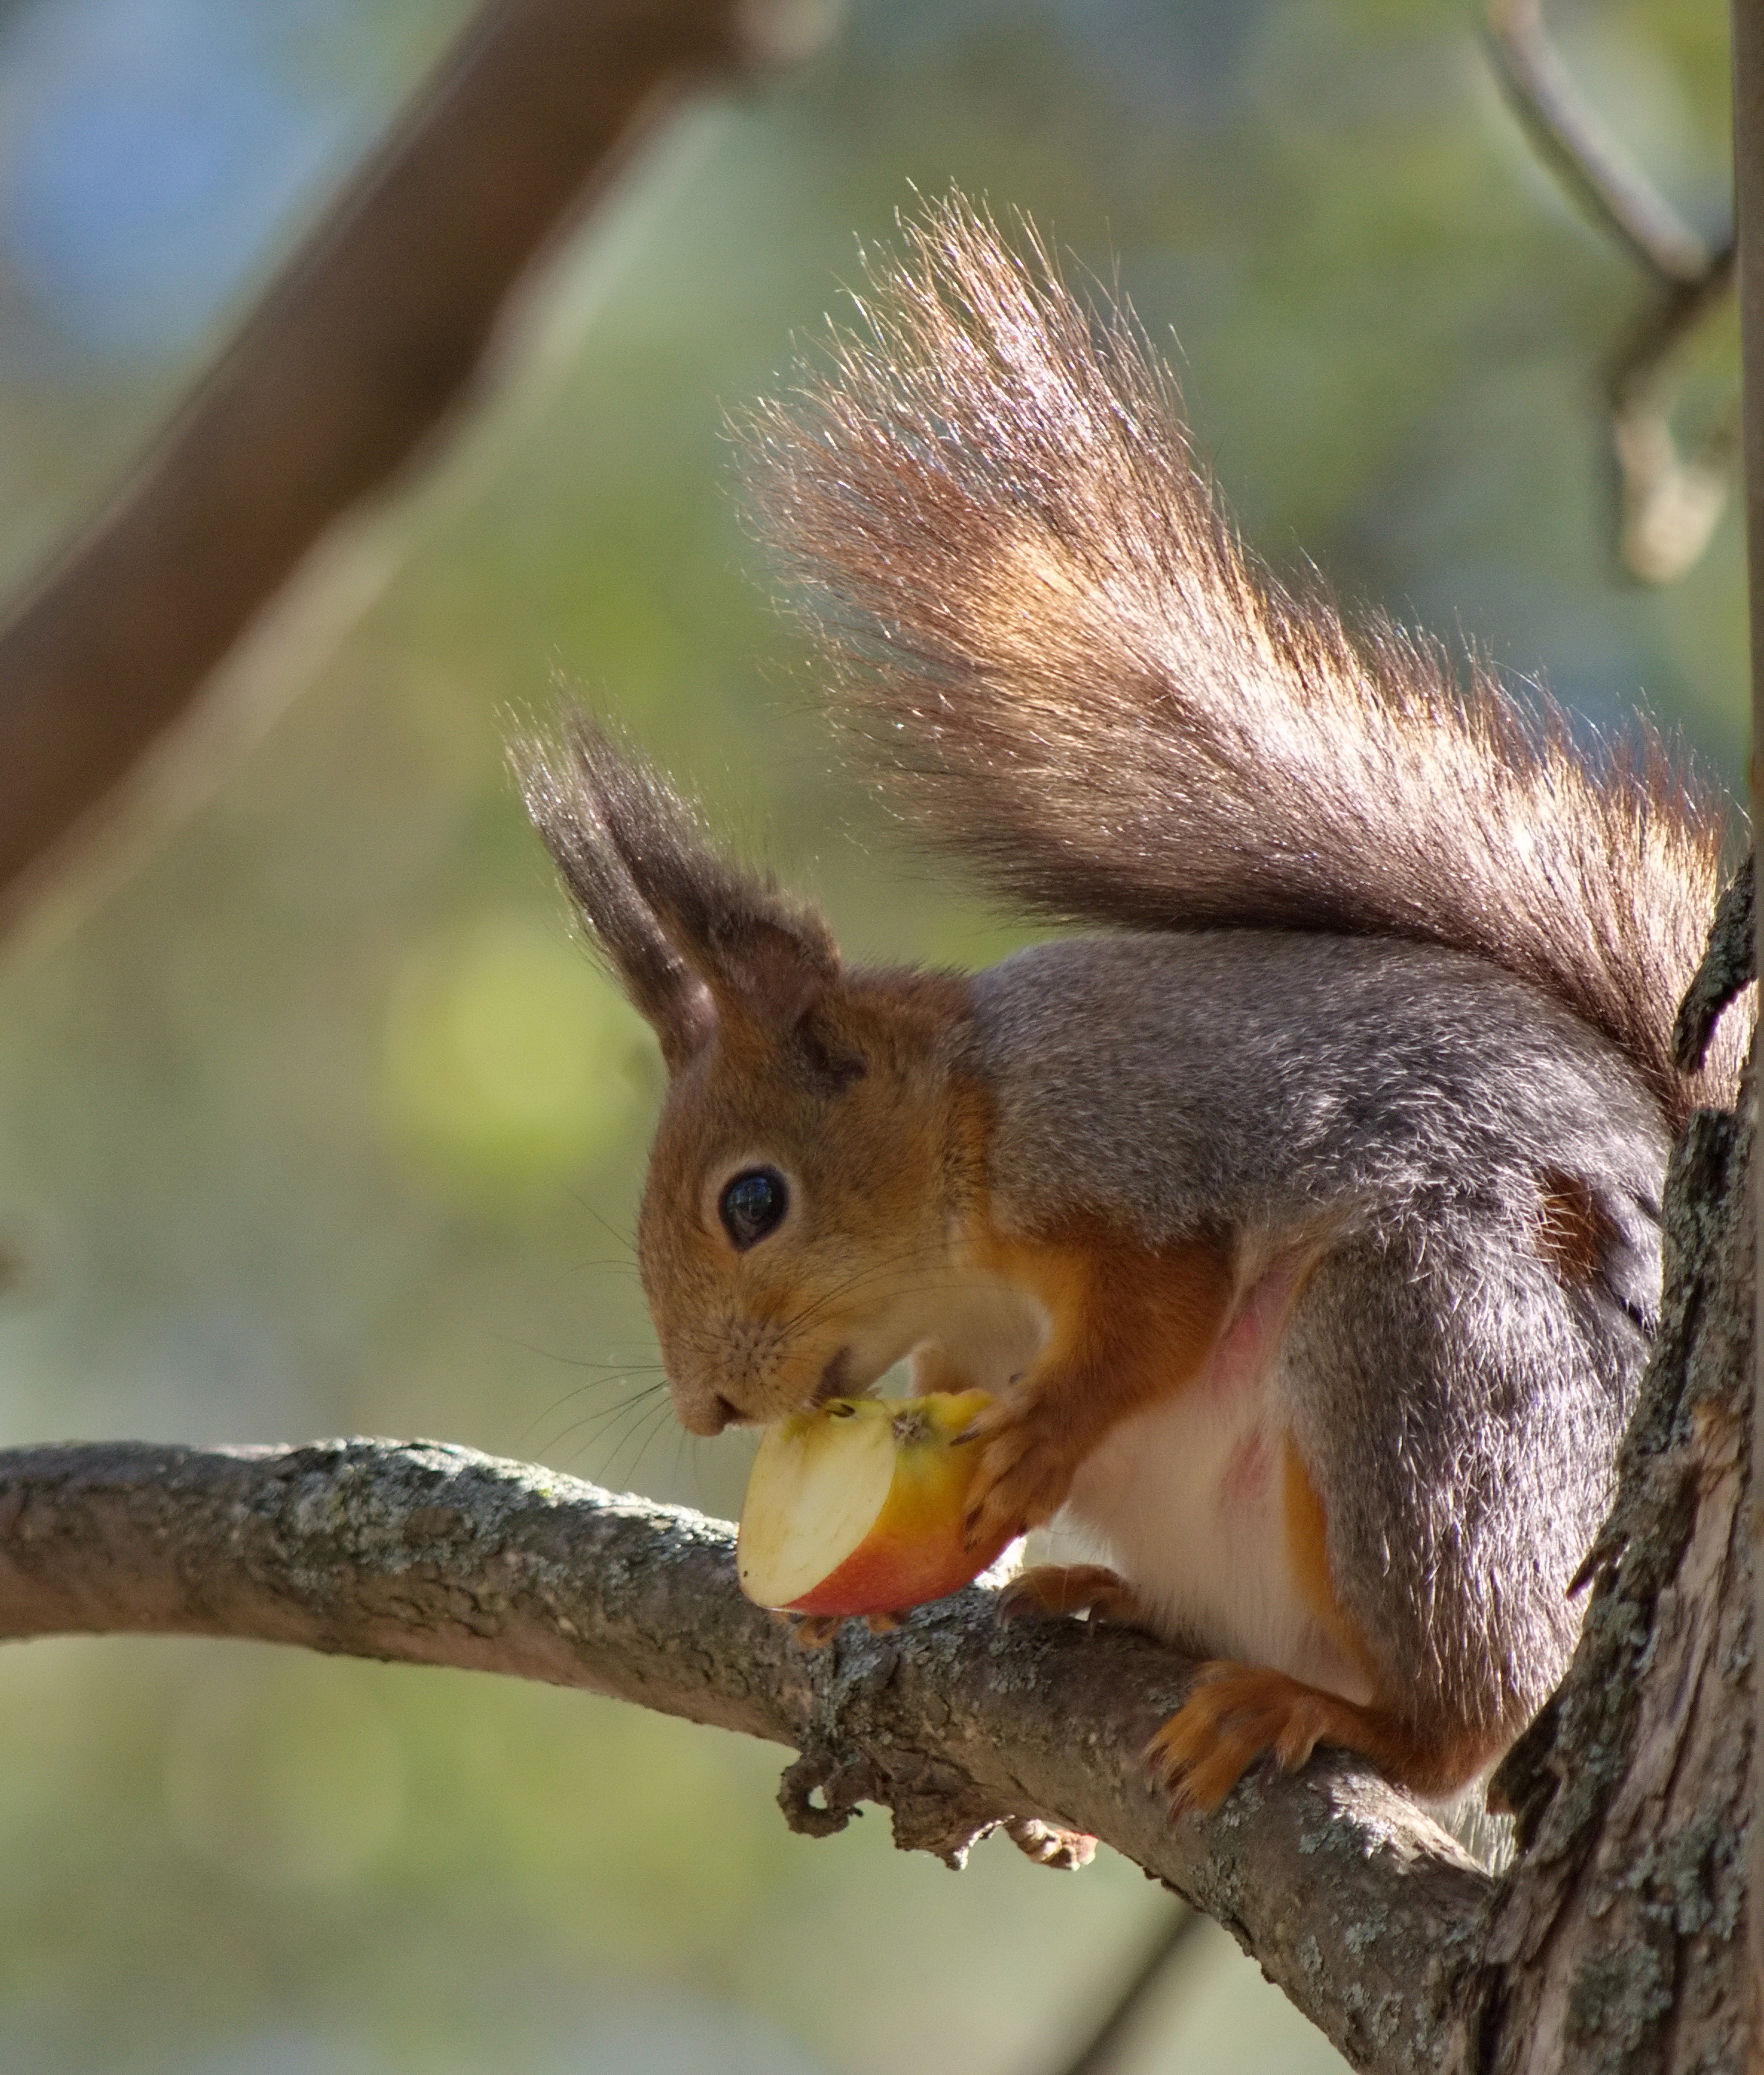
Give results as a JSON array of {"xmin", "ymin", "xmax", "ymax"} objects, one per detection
[
  {"xmin": 1281, "ymin": 1436, "xmax": 1377, "ymax": 1687},
  {"xmin": 957, "ymin": 1208, "xmax": 1235, "ymax": 1546},
  {"xmin": 636, "ymin": 969, "xmax": 987, "ymax": 1431},
  {"xmin": 1147, "ymin": 1665, "xmax": 1502, "ymax": 1813},
  {"xmin": 1535, "ymin": 1170, "xmax": 1621, "ymax": 1289},
  {"xmin": 998, "ymin": 1563, "xmax": 1148, "ymax": 1624}
]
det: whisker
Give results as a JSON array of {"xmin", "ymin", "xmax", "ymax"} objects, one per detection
[
  {"xmin": 487, "ymin": 1326, "xmax": 665, "ymax": 1372},
  {"xmin": 536, "ymin": 1379, "xmax": 671, "ymax": 1458},
  {"xmin": 577, "ymin": 1390, "xmax": 670, "ymax": 1487},
  {"xmin": 544, "ymin": 1256, "xmax": 645, "ymax": 1291},
  {"xmin": 622, "ymin": 1398, "xmax": 680, "ymax": 1490},
  {"xmin": 563, "ymin": 1190, "xmax": 640, "ymax": 1256},
  {"xmin": 602, "ymin": 1395, "xmax": 676, "ymax": 1491},
  {"xmin": 511, "ymin": 1366, "xmax": 668, "ymax": 1453}
]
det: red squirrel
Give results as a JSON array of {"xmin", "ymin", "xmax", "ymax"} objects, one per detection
[{"xmin": 518, "ymin": 199, "xmax": 1743, "ymax": 1815}]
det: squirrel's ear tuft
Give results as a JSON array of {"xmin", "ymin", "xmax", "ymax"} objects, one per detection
[
  {"xmin": 514, "ymin": 714, "xmax": 840, "ymax": 1065},
  {"xmin": 514, "ymin": 717, "xmax": 714, "ymax": 1068}
]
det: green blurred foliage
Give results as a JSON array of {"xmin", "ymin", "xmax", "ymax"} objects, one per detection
[
  {"xmin": 0, "ymin": 0, "xmax": 1744, "ymax": 2070},
  {"xmin": 381, "ymin": 917, "xmax": 654, "ymax": 1197}
]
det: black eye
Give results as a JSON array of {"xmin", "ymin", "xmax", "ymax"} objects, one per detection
[{"xmin": 719, "ymin": 1168, "xmax": 789, "ymax": 1249}]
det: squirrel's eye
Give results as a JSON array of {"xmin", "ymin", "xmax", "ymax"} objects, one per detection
[{"xmin": 719, "ymin": 1168, "xmax": 789, "ymax": 1250}]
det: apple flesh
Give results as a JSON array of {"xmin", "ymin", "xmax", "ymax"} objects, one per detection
[{"xmin": 737, "ymin": 1391, "xmax": 1010, "ymax": 1617}]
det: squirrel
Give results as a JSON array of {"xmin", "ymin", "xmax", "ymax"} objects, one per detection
[{"xmin": 517, "ymin": 197, "xmax": 1745, "ymax": 1816}]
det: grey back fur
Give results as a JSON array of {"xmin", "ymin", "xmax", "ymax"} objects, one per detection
[{"xmin": 973, "ymin": 931, "xmax": 1667, "ymax": 1732}]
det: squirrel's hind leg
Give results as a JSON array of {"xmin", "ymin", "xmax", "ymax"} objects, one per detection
[{"xmin": 1146, "ymin": 1665, "xmax": 1500, "ymax": 1813}]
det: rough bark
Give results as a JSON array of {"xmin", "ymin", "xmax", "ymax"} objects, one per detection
[
  {"xmin": 0, "ymin": 1434, "xmax": 1491, "ymax": 2074},
  {"xmin": 0, "ymin": 0, "xmax": 773, "ymax": 930},
  {"xmin": 1730, "ymin": 0, "xmax": 1764, "ymax": 2038},
  {"xmin": 1463, "ymin": 1097, "xmax": 1754, "ymax": 2072}
]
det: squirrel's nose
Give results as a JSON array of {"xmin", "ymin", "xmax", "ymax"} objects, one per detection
[{"xmin": 676, "ymin": 1390, "xmax": 740, "ymax": 1436}]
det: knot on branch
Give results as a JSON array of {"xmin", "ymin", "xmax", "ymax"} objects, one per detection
[
  {"xmin": 778, "ymin": 1738, "xmax": 1021, "ymax": 1870},
  {"xmin": 778, "ymin": 1746, "xmax": 877, "ymax": 1841}
]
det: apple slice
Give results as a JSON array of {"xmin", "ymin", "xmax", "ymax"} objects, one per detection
[{"xmin": 737, "ymin": 1391, "xmax": 1011, "ymax": 1618}]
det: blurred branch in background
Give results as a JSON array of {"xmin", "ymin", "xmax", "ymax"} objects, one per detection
[
  {"xmin": 0, "ymin": 0, "xmax": 799, "ymax": 938},
  {"xmin": 1040, "ymin": 1903, "xmax": 1203, "ymax": 2075},
  {"xmin": 1487, "ymin": 0, "xmax": 1737, "ymax": 584}
]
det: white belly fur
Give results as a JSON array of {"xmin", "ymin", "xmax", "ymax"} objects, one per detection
[{"xmin": 1059, "ymin": 1260, "xmax": 1372, "ymax": 1706}]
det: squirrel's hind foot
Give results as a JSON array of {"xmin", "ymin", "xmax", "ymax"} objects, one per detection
[
  {"xmin": 1146, "ymin": 1664, "xmax": 1497, "ymax": 1813},
  {"xmin": 998, "ymin": 1563, "xmax": 1151, "ymax": 1627},
  {"xmin": 771, "ymin": 1610, "xmax": 910, "ymax": 1648},
  {"xmin": 1148, "ymin": 1664, "xmax": 1348, "ymax": 1811},
  {"xmin": 1004, "ymin": 1816, "xmax": 1097, "ymax": 1869}
]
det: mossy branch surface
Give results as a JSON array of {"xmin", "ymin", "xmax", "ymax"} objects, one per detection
[{"xmin": 0, "ymin": 1431, "xmax": 1490, "ymax": 2074}]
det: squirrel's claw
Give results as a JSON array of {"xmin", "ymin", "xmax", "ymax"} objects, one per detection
[
  {"xmin": 1003, "ymin": 1816, "xmax": 1097, "ymax": 1869},
  {"xmin": 782, "ymin": 1613, "xmax": 846, "ymax": 1649}
]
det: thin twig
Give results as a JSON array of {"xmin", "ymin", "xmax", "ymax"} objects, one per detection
[
  {"xmin": 1486, "ymin": 0, "xmax": 1713, "ymax": 285},
  {"xmin": 1486, "ymin": 0, "xmax": 1738, "ymax": 582},
  {"xmin": 1041, "ymin": 1903, "xmax": 1204, "ymax": 2075}
]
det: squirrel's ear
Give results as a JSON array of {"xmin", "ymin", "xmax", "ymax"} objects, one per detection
[
  {"xmin": 515, "ymin": 715, "xmax": 840, "ymax": 1065},
  {"xmin": 516, "ymin": 719, "xmax": 715, "ymax": 1068}
]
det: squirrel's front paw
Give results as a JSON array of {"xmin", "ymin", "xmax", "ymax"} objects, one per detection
[
  {"xmin": 998, "ymin": 1563, "xmax": 1149, "ymax": 1627},
  {"xmin": 960, "ymin": 1395, "xmax": 1083, "ymax": 1549}
]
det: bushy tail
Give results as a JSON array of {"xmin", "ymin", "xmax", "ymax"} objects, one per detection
[{"xmin": 743, "ymin": 196, "xmax": 1741, "ymax": 1128}]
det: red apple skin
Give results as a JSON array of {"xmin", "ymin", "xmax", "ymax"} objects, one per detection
[
  {"xmin": 746, "ymin": 1391, "xmax": 1015, "ymax": 1618},
  {"xmin": 784, "ymin": 1517, "xmax": 1014, "ymax": 1616}
]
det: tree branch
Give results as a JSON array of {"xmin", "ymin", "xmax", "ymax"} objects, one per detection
[
  {"xmin": 0, "ymin": 1434, "xmax": 1492, "ymax": 2075},
  {"xmin": 0, "ymin": 0, "xmax": 777, "ymax": 932},
  {"xmin": 1728, "ymin": 0, "xmax": 1764, "ymax": 2033},
  {"xmin": 1486, "ymin": 0, "xmax": 1716, "ymax": 286},
  {"xmin": 1486, "ymin": 0, "xmax": 1738, "ymax": 584},
  {"xmin": 1, "ymin": 886, "xmax": 1756, "ymax": 2075}
]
